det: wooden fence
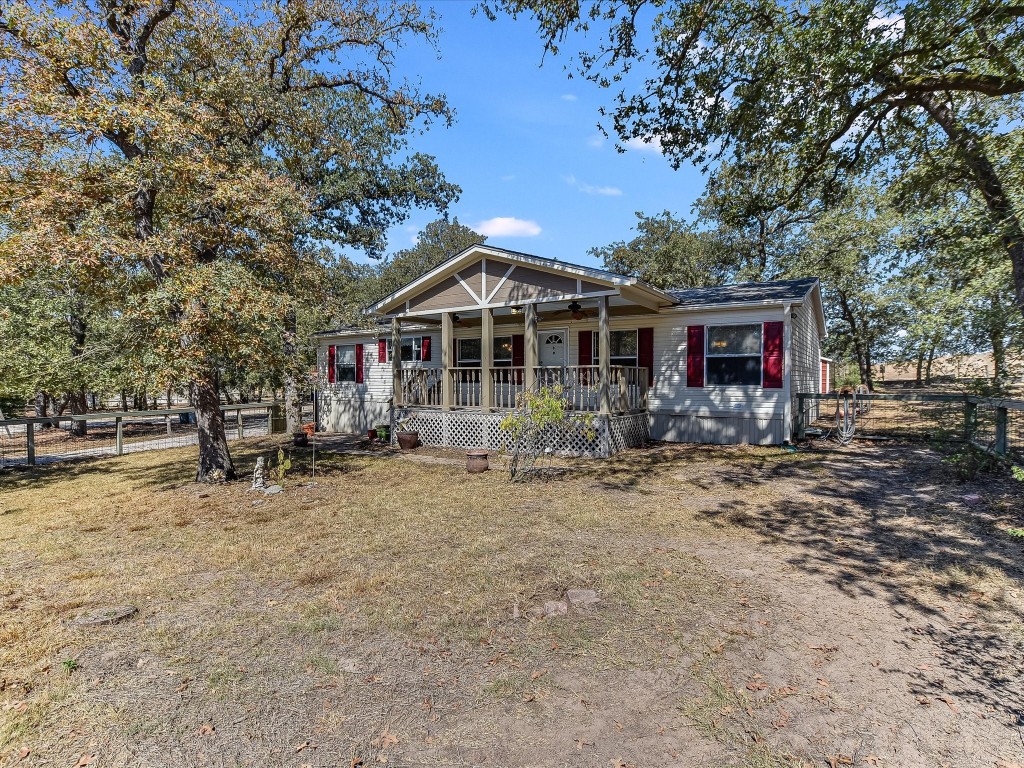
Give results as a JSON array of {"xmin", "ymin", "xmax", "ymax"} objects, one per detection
[
  {"xmin": 795, "ymin": 392, "xmax": 1024, "ymax": 459},
  {"xmin": 0, "ymin": 403, "xmax": 313, "ymax": 468}
]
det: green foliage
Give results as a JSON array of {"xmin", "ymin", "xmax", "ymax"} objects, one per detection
[
  {"xmin": 590, "ymin": 210, "xmax": 737, "ymax": 289},
  {"xmin": 1007, "ymin": 527, "xmax": 1024, "ymax": 540},
  {"xmin": 269, "ymin": 448, "xmax": 293, "ymax": 486},
  {"xmin": 61, "ymin": 658, "xmax": 78, "ymax": 675},
  {"xmin": 1011, "ymin": 465, "xmax": 1024, "ymax": 483},
  {"xmin": 939, "ymin": 444, "xmax": 1000, "ymax": 483},
  {"xmin": 500, "ymin": 385, "xmax": 595, "ymax": 480}
]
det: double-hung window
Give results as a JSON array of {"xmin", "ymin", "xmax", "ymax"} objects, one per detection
[
  {"xmin": 456, "ymin": 336, "xmax": 513, "ymax": 366},
  {"xmin": 593, "ymin": 329, "xmax": 638, "ymax": 367},
  {"xmin": 705, "ymin": 324, "xmax": 762, "ymax": 385},
  {"xmin": 334, "ymin": 345, "xmax": 357, "ymax": 383},
  {"xmin": 390, "ymin": 336, "xmax": 426, "ymax": 362}
]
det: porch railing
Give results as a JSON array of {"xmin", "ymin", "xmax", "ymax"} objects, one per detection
[
  {"xmin": 450, "ymin": 367, "xmax": 483, "ymax": 408},
  {"xmin": 399, "ymin": 368, "xmax": 444, "ymax": 407},
  {"xmin": 397, "ymin": 364, "xmax": 648, "ymax": 413}
]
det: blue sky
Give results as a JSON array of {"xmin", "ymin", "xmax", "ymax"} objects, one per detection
[{"xmin": 364, "ymin": 2, "xmax": 708, "ymax": 269}]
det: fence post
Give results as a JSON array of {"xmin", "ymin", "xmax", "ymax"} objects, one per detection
[
  {"xmin": 995, "ymin": 406, "xmax": 1009, "ymax": 456},
  {"xmin": 237, "ymin": 409, "xmax": 244, "ymax": 439},
  {"xmin": 963, "ymin": 399, "xmax": 977, "ymax": 444},
  {"xmin": 795, "ymin": 394, "xmax": 806, "ymax": 440},
  {"xmin": 26, "ymin": 422, "xmax": 35, "ymax": 465},
  {"xmin": 165, "ymin": 414, "xmax": 172, "ymax": 436},
  {"xmin": 116, "ymin": 416, "xmax": 123, "ymax": 456}
]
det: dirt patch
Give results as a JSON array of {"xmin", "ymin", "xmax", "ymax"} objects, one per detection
[{"xmin": 1, "ymin": 439, "xmax": 1023, "ymax": 767}]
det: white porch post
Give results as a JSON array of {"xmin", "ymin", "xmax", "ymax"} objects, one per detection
[
  {"xmin": 524, "ymin": 303, "xmax": 538, "ymax": 391},
  {"xmin": 391, "ymin": 317, "xmax": 402, "ymax": 407},
  {"xmin": 481, "ymin": 308, "xmax": 494, "ymax": 410},
  {"xmin": 598, "ymin": 295, "xmax": 612, "ymax": 414},
  {"xmin": 441, "ymin": 311, "xmax": 453, "ymax": 410}
]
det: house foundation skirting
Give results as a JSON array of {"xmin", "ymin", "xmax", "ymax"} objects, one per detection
[{"xmin": 391, "ymin": 408, "xmax": 649, "ymax": 458}]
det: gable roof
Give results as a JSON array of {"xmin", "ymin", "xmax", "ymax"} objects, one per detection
[
  {"xmin": 666, "ymin": 278, "xmax": 820, "ymax": 307},
  {"xmin": 367, "ymin": 244, "xmax": 677, "ymax": 315}
]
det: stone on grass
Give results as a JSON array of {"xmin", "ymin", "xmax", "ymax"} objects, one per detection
[
  {"xmin": 72, "ymin": 605, "xmax": 138, "ymax": 627},
  {"xmin": 264, "ymin": 484, "xmax": 283, "ymax": 495},
  {"xmin": 961, "ymin": 494, "xmax": 983, "ymax": 505},
  {"xmin": 542, "ymin": 600, "xmax": 568, "ymax": 618},
  {"xmin": 566, "ymin": 589, "xmax": 601, "ymax": 610}
]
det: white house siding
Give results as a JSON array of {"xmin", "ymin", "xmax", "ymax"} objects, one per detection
[
  {"xmin": 317, "ymin": 300, "xmax": 818, "ymax": 445},
  {"xmin": 789, "ymin": 301, "xmax": 822, "ymax": 427}
]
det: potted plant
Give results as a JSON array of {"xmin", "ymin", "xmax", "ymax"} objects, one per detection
[
  {"xmin": 395, "ymin": 417, "xmax": 419, "ymax": 450},
  {"xmin": 367, "ymin": 427, "xmax": 378, "ymax": 440},
  {"xmin": 374, "ymin": 423, "xmax": 390, "ymax": 442}
]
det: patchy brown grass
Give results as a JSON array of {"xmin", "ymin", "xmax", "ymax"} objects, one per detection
[{"xmin": 1, "ymin": 438, "xmax": 1023, "ymax": 767}]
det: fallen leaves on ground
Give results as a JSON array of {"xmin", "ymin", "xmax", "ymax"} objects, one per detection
[{"xmin": 73, "ymin": 755, "xmax": 96, "ymax": 768}]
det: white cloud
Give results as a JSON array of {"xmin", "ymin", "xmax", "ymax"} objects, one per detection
[
  {"xmin": 563, "ymin": 174, "xmax": 622, "ymax": 197},
  {"xmin": 500, "ymin": 174, "xmax": 515, "ymax": 182},
  {"xmin": 586, "ymin": 134, "xmax": 605, "ymax": 148},
  {"xmin": 561, "ymin": 93, "xmax": 578, "ymax": 102},
  {"xmin": 624, "ymin": 134, "xmax": 664, "ymax": 154},
  {"xmin": 475, "ymin": 217, "xmax": 542, "ymax": 237},
  {"xmin": 866, "ymin": 12, "xmax": 904, "ymax": 40}
]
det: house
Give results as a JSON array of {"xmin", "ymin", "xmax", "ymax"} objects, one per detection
[{"xmin": 314, "ymin": 245, "xmax": 826, "ymax": 455}]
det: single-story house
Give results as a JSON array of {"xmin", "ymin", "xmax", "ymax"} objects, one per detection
[{"xmin": 314, "ymin": 244, "xmax": 826, "ymax": 455}]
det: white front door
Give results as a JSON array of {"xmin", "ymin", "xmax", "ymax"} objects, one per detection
[{"xmin": 539, "ymin": 330, "xmax": 567, "ymax": 367}]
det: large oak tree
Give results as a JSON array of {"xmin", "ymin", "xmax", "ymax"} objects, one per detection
[{"xmin": 1, "ymin": 0, "xmax": 456, "ymax": 480}]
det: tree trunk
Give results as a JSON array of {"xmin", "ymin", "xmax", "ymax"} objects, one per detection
[
  {"xmin": 194, "ymin": 370, "xmax": 236, "ymax": 482},
  {"xmin": 34, "ymin": 392, "xmax": 48, "ymax": 418},
  {"xmin": 283, "ymin": 306, "xmax": 303, "ymax": 434},
  {"xmin": 915, "ymin": 94, "xmax": 1024, "ymax": 320},
  {"xmin": 120, "ymin": 390, "xmax": 128, "ymax": 411},
  {"xmin": 925, "ymin": 346, "xmax": 936, "ymax": 386},
  {"xmin": 915, "ymin": 348, "xmax": 924, "ymax": 387},
  {"xmin": 68, "ymin": 309, "xmax": 88, "ymax": 436}
]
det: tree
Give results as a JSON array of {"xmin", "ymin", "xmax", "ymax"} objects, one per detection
[
  {"xmin": 374, "ymin": 217, "xmax": 487, "ymax": 300},
  {"xmin": 487, "ymin": 0, "xmax": 1024, "ymax": 318},
  {"xmin": 1, "ymin": 0, "xmax": 455, "ymax": 480},
  {"xmin": 589, "ymin": 210, "xmax": 736, "ymax": 289}
]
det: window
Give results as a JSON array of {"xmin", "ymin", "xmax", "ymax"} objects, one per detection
[
  {"xmin": 706, "ymin": 324, "xmax": 762, "ymax": 385},
  {"xmin": 593, "ymin": 329, "xmax": 638, "ymax": 367},
  {"xmin": 334, "ymin": 344, "xmax": 357, "ymax": 382},
  {"xmin": 456, "ymin": 336, "xmax": 513, "ymax": 366},
  {"xmin": 390, "ymin": 336, "xmax": 426, "ymax": 362}
]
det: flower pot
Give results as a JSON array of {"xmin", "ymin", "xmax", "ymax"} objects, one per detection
[
  {"xmin": 302, "ymin": 422, "xmax": 315, "ymax": 436},
  {"xmin": 368, "ymin": 428, "xmax": 378, "ymax": 440},
  {"xmin": 396, "ymin": 430, "xmax": 419, "ymax": 450},
  {"xmin": 466, "ymin": 449, "xmax": 489, "ymax": 473},
  {"xmin": 292, "ymin": 432, "xmax": 308, "ymax": 447}
]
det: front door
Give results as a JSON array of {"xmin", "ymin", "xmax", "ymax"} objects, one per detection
[{"xmin": 539, "ymin": 330, "xmax": 567, "ymax": 367}]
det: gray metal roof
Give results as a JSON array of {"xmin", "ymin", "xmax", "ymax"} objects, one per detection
[{"xmin": 666, "ymin": 277, "xmax": 819, "ymax": 307}]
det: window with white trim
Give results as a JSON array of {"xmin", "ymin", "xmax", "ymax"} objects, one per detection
[
  {"xmin": 390, "ymin": 336, "xmax": 426, "ymax": 362},
  {"xmin": 593, "ymin": 329, "xmax": 638, "ymax": 367},
  {"xmin": 456, "ymin": 336, "xmax": 513, "ymax": 366},
  {"xmin": 334, "ymin": 344, "xmax": 357, "ymax": 383},
  {"xmin": 706, "ymin": 324, "xmax": 761, "ymax": 385}
]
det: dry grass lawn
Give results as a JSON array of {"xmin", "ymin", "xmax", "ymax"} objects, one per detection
[{"xmin": 1, "ymin": 437, "xmax": 1023, "ymax": 767}]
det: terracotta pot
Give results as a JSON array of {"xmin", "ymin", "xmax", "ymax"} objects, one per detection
[
  {"xmin": 292, "ymin": 432, "xmax": 308, "ymax": 447},
  {"xmin": 302, "ymin": 422, "xmax": 315, "ymax": 436},
  {"xmin": 368, "ymin": 428, "xmax": 378, "ymax": 440},
  {"xmin": 466, "ymin": 449, "xmax": 489, "ymax": 473},
  {"xmin": 396, "ymin": 430, "xmax": 419, "ymax": 450}
]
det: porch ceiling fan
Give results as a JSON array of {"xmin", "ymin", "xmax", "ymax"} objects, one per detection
[{"xmin": 550, "ymin": 301, "xmax": 594, "ymax": 321}]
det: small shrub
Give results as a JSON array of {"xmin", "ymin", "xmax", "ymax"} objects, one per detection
[
  {"xmin": 62, "ymin": 658, "xmax": 79, "ymax": 675},
  {"xmin": 500, "ymin": 385, "xmax": 595, "ymax": 481},
  {"xmin": 940, "ymin": 444, "xmax": 1000, "ymax": 483}
]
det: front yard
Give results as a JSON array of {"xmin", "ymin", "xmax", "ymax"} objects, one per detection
[{"xmin": 1, "ymin": 439, "xmax": 1023, "ymax": 767}]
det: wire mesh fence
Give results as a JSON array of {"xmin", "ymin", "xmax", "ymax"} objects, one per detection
[
  {"xmin": 796, "ymin": 392, "xmax": 1024, "ymax": 461},
  {"xmin": 0, "ymin": 404, "xmax": 313, "ymax": 469}
]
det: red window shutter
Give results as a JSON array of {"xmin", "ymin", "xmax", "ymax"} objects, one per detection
[
  {"xmin": 578, "ymin": 330, "xmax": 593, "ymax": 366},
  {"xmin": 421, "ymin": 336, "xmax": 431, "ymax": 361},
  {"xmin": 686, "ymin": 326, "xmax": 704, "ymax": 388},
  {"xmin": 763, "ymin": 321, "xmax": 784, "ymax": 388},
  {"xmin": 327, "ymin": 345, "xmax": 336, "ymax": 384},
  {"xmin": 378, "ymin": 338, "xmax": 387, "ymax": 363},
  {"xmin": 355, "ymin": 343, "xmax": 364, "ymax": 384},
  {"xmin": 638, "ymin": 327, "xmax": 654, "ymax": 386}
]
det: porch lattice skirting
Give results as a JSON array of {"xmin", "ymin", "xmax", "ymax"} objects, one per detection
[{"xmin": 392, "ymin": 408, "xmax": 649, "ymax": 458}]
